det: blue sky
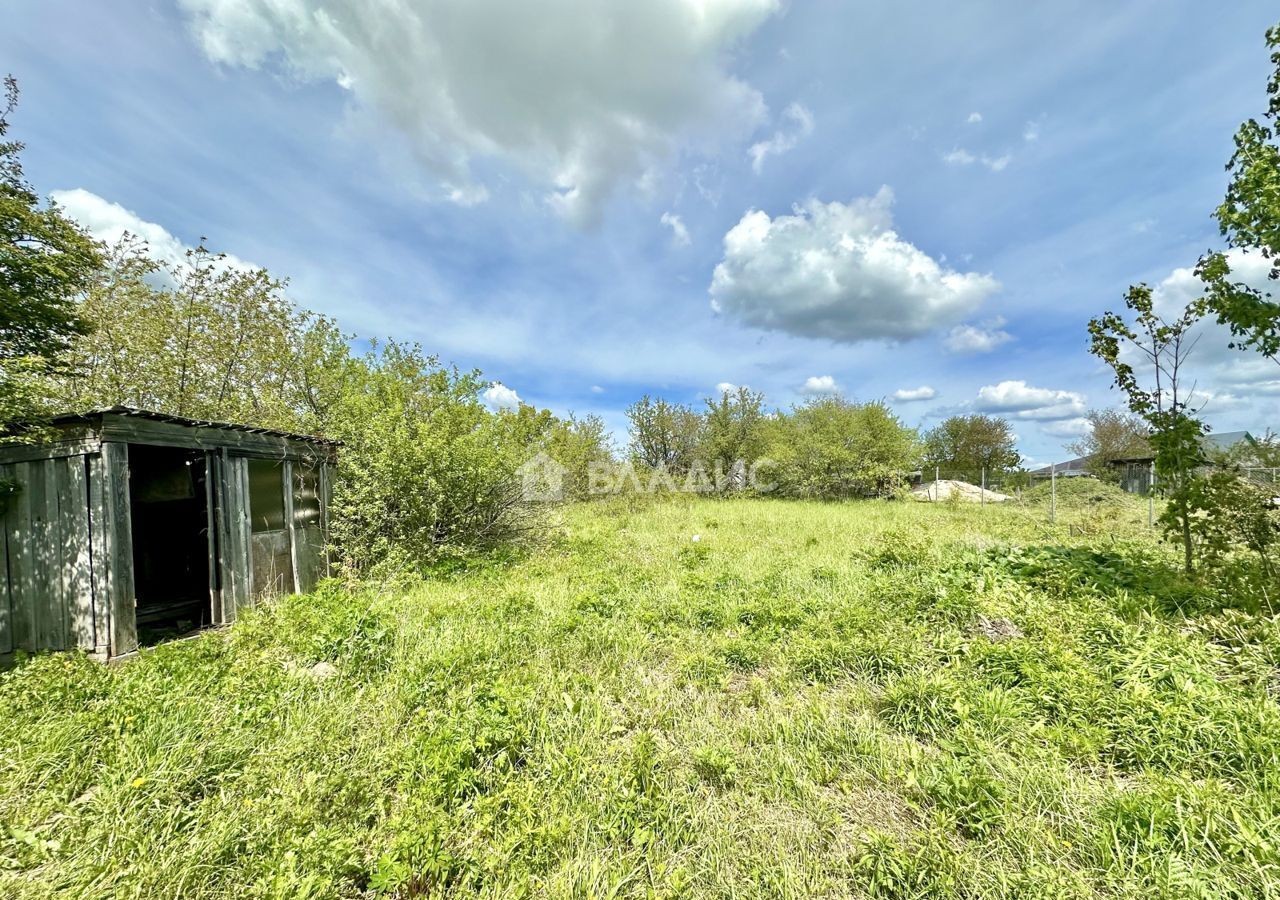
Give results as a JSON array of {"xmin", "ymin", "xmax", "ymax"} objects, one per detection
[{"xmin": 5, "ymin": 0, "xmax": 1278, "ymax": 465}]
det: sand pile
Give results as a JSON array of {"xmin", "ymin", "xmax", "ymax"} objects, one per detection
[{"xmin": 911, "ymin": 479, "xmax": 1011, "ymax": 503}]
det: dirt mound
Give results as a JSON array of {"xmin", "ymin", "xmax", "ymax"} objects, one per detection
[
  {"xmin": 1022, "ymin": 477, "xmax": 1130, "ymax": 506},
  {"xmin": 911, "ymin": 479, "xmax": 1011, "ymax": 503}
]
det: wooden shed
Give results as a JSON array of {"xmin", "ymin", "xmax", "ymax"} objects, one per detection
[{"xmin": 0, "ymin": 407, "xmax": 337, "ymax": 661}]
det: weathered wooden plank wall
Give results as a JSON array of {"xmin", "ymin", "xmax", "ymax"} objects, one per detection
[
  {"xmin": 0, "ymin": 456, "xmax": 97, "ymax": 655},
  {"xmin": 87, "ymin": 454, "xmax": 111, "ymax": 655},
  {"xmin": 215, "ymin": 453, "xmax": 253, "ymax": 621},
  {"xmin": 101, "ymin": 443, "xmax": 137, "ymax": 656},
  {"xmin": 0, "ymin": 470, "xmax": 11, "ymax": 656}
]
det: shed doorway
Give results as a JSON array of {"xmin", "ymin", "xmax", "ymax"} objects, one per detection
[{"xmin": 127, "ymin": 445, "xmax": 214, "ymax": 643}]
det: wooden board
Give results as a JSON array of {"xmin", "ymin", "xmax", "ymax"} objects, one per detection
[
  {"xmin": 102, "ymin": 443, "xmax": 137, "ymax": 657},
  {"xmin": 284, "ymin": 460, "xmax": 301, "ymax": 594},
  {"xmin": 87, "ymin": 453, "xmax": 111, "ymax": 655},
  {"xmin": 98, "ymin": 414, "xmax": 334, "ymax": 463},
  {"xmin": 0, "ymin": 464, "xmax": 12, "ymax": 655},
  {"xmin": 215, "ymin": 453, "xmax": 253, "ymax": 620},
  {"xmin": 56, "ymin": 457, "xmax": 95, "ymax": 650}
]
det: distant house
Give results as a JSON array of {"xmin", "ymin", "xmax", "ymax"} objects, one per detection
[
  {"xmin": 1027, "ymin": 456, "xmax": 1091, "ymax": 479},
  {"xmin": 1109, "ymin": 430, "xmax": 1273, "ymax": 494}
]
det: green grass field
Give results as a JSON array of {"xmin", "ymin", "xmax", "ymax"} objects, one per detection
[{"xmin": 3, "ymin": 496, "xmax": 1279, "ymax": 899}]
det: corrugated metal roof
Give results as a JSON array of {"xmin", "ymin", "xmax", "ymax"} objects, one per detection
[{"xmin": 49, "ymin": 406, "xmax": 340, "ymax": 447}]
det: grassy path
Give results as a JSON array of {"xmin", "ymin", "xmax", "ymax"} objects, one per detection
[{"xmin": 2, "ymin": 498, "xmax": 1278, "ymax": 898}]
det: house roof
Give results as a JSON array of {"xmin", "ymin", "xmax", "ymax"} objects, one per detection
[
  {"xmin": 1202, "ymin": 430, "xmax": 1253, "ymax": 451},
  {"xmin": 1109, "ymin": 430, "xmax": 1262, "ymax": 465},
  {"xmin": 48, "ymin": 406, "xmax": 339, "ymax": 447},
  {"xmin": 1028, "ymin": 456, "xmax": 1090, "ymax": 477}
]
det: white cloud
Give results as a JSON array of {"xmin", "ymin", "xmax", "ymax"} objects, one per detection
[
  {"xmin": 482, "ymin": 382, "xmax": 522, "ymax": 410},
  {"xmin": 1040, "ymin": 417, "xmax": 1091, "ymax": 439},
  {"xmin": 715, "ymin": 381, "xmax": 738, "ymax": 394},
  {"xmin": 966, "ymin": 112, "xmax": 982, "ymax": 124},
  {"xmin": 590, "ymin": 384, "xmax": 606, "ymax": 394},
  {"xmin": 944, "ymin": 319, "xmax": 1013, "ymax": 354},
  {"xmin": 1146, "ymin": 250, "xmax": 1278, "ymax": 389},
  {"xmin": 748, "ymin": 102, "xmax": 814, "ymax": 173},
  {"xmin": 800, "ymin": 375, "xmax": 841, "ymax": 396},
  {"xmin": 50, "ymin": 188, "xmax": 256, "ymax": 274},
  {"xmin": 1023, "ymin": 120, "xmax": 1041, "ymax": 142},
  {"xmin": 177, "ymin": 0, "xmax": 779, "ymax": 227},
  {"xmin": 893, "ymin": 385, "xmax": 936, "ymax": 402},
  {"xmin": 974, "ymin": 380, "xmax": 1086, "ymax": 421},
  {"xmin": 942, "ymin": 148, "xmax": 1010, "ymax": 172},
  {"xmin": 709, "ymin": 187, "xmax": 999, "ymax": 343},
  {"xmin": 660, "ymin": 211, "xmax": 691, "ymax": 246}
]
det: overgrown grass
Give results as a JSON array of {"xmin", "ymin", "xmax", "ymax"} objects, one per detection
[{"xmin": 2, "ymin": 497, "xmax": 1278, "ymax": 898}]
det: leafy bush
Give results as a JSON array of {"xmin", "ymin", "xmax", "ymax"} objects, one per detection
[{"xmin": 764, "ymin": 398, "xmax": 919, "ymax": 499}]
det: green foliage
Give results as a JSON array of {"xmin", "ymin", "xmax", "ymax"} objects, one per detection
[
  {"xmin": 700, "ymin": 385, "xmax": 768, "ymax": 489},
  {"xmin": 625, "ymin": 394, "xmax": 703, "ymax": 475},
  {"xmin": 1198, "ymin": 21, "xmax": 1280, "ymax": 367},
  {"xmin": 324, "ymin": 342, "xmax": 542, "ymax": 574},
  {"xmin": 922, "ymin": 414, "xmax": 1020, "ymax": 476},
  {"xmin": 0, "ymin": 76, "xmax": 102, "ymax": 432},
  {"xmin": 1067, "ymin": 408, "xmax": 1151, "ymax": 481},
  {"xmin": 53, "ymin": 237, "xmax": 349, "ymax": 433},
  {"xmin": 1089, "ymin": 284, "xmax": 1207, "ymax": 573},
  {"xmin": 1185, "ymin": 470, "xmax": 1279, "ymax": 578},
  {"xmin": 765, "ymin": 397, "xmax": 919, "ymax": 498}
]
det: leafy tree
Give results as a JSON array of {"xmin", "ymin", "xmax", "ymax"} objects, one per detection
[
  {"xmin": 1185, "ymin": 470, "xmax": 1278, "ymax": 579},
  {"xmin": 625, "ymin": 395, "xmax": 703, "ymax": 474},
  {"xmin": 922, "ymin": 415, "xmax": 1020, "ymax": 477},
  {"xmin": 324, "ymin": 342, "xmax": 541, "ymax": 572},
  {"xmin": 1197, "ymin": 22, "xmax": 1280, "ymax": 367},
  {"xmin": 1198, "ymin": 20, "xmax": 1280, "ymax": 366},
  {"xmin": 1067, "ymin": 408, "xmax": 1151, "ymax": 481},
  {"xmin": 1089, "ymin": 285, "xmax": 1206, "ymax": 573},
  {"xmin": 53, "ymin": 236, "xmax": 348, "ymax": 432},
  {"xmin": 701, "ymin": 386, "xmax": 767, "ymax": 489},
  {"xmin": 53, "ymin": 236, "xmax": 584, "ymax": 570},
  {"xmin": 543, "ymin": 413, "xmax": 614, "ymax": 500},
  {"xmin": 0, "ymin": 76, "xmax": 102, "ymax": 428},
  {"xmin": 766, "ymin": 398, "xmax": 918, "ymax": 499}
]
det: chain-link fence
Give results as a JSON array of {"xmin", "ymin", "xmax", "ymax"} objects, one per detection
[
  {"xmin": 1243, "ymin": 468, "xmax": 1280, "ymax": 489},
  {"xmin": 909, "ymin": 466, "xmax": 1158, "ymax": 530}
]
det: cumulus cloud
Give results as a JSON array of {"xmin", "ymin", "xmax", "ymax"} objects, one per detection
[
  {"xmin": 974, "ymin": 380, "xmax": 1086, "ymax": 421},
  {"xmin": 1146, "ymin": 250, "xmax": 1279, "ymax": 392},
  {"xmin": 748, "ymin": 102, "xmax": 814, "ymax": 173},
  {"xmin": 660, "ymin": 211, "xmax": 691, "ymax": 246},
  {"xmin": 893, "ymin": 385, "xmax": 936, "ymax": 402},
  {"xmin": 177, "ymin": 0, "xmax": 778, "ymax": 227},
  {"xmin": 709, "ymin": 187, "xmax": 999, "ymax": 343},
  {"xmin": 944, "ymin": 319, "xmax": 1013, "ymax": 354},
  {"xmin": 50, "ymin": 188, "xmax": 255, "ymax": 274},
  {"xmin": 590, "ymin": 385, "xmax": 606, "ymax": 394},
  {"xmin": 800, "ymin": 375, "xmax": 841, "ymax": 396},
  {"xmin": 943, "ymin": 148, "xmax": 1010, "ymax": 172},
  {"xmin": 966, "ymin": 112, "xmax": 982, "ymax": 124},
  {"xmin": 715, "ymin": 381, "xmax": 738, "ymax": 394},
  {"xmin": 1040, "ymin": 417, "xmax": 1091, "ymax": 439},
  {"xmin": 482, "ymin": 382, "xmax": 522, "ymax": 410}
]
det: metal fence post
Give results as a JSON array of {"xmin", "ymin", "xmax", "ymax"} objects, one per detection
[
  {"xmin": 1050, "ymin": 463, "xmax": 1056, "ymax": 524},
  {"xmin": 934, "ymin": 465, "xmax": 939, "ymax": 501},
  {"xmin": 1148, "ymin": 460, "xmax": 1155, "ymax": 528},
  {"xmin": 981, "ymin": 467, "xmax": 986, "ymax": 508}
]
